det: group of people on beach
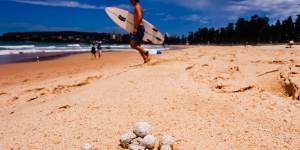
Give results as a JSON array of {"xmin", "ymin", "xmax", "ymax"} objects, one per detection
[
  {"xmin": 91, "ymin": 41, "xmax": 102, "ymax": 59},
  {"xmin": 287, "ymin": 40, "xmax": 295, "ymax": 48}
]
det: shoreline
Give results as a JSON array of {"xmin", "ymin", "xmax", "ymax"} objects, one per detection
[
  {"xmin": 0, "ymin": 51, "xmax": 87, "ymax": 64},
  {"xmin": 0, "ymin": 45, "xmax": 182, "ymax": 64},
  {"xmin": 3, "ymin": 43, "xmax": 282, "ymax": 65}
]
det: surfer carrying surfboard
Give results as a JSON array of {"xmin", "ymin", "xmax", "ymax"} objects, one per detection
[{"xmin": 129, "ymin": 0, "xmax": 150, "ymax": 63}]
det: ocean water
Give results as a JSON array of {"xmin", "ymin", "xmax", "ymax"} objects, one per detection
[{"xmin": 0, "ymin": 41, "xmax": 166, "ymax": 56}]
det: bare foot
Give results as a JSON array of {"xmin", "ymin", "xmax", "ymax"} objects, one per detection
[
  {"xmin": 144, "ymin": 57, "xmax": 151, "ymax": 64},
  {"xmin": 143, "ymin": 51, "xmax": 150, "ymax": 63}
]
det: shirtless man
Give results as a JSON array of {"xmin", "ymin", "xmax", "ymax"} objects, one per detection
[{"xmin": 130, "ymin": 0, "xmax": 150, "ymax": 63}]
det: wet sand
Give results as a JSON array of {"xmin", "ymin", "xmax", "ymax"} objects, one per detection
[
  {"xmin": 0, "ymin": 52, "xmax": 86, "ymax": 64},
  {"xmin": 0, "ymin": 45, "xmax": 300, "ymax": 149}
]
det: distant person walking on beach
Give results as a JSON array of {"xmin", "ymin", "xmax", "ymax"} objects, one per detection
[
  {"xmin": 129, "ymin": 0, "xmax": 150, "ymax": 63},
  {"xmin": 162, "ymin": 33, "xmax": 168, "ymax": 48},
  {"xmin": 97, "ymin": 41, "xmax": 103, "ymax": 59},
  {"xmin": 91, "ymin": 42, "xmax": 97, "ymax": 59},
  {"xmin": 287, "ymin": 40, "xmax": 294, "ymax": 48}
]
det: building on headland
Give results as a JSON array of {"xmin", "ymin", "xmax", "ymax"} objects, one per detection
[{"xmin": 110, "ymin": 32, "xmax": 123, "ymax": 42}]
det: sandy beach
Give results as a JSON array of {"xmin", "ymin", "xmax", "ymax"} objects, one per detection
[{"xmin": 0, "ymin": 45, "xmax": 300, "ymax": 149}]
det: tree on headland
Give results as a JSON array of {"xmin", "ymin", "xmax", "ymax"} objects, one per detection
[
  {"xmin": 235, "ymin": 18, "xmax": 249, "ymax": 43},
  {"xmin": 273, "ymin": 20, "xmax": 282, "ymax": 42},
  {"xmin": 295, "ymin": 15, "xmax": 300, "ymax": 41},
  {"xmin": 281, "ymin": 16, "xmax": 295, "ymax": 42},
  {"xmin": 187, "ymin": 14, "xmax": 300, "ymax": 45}
]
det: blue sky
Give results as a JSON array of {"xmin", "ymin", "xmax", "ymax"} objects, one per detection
[{"xmin": 0, "ymin": 0, "xmax": 299, "ymax": 35}]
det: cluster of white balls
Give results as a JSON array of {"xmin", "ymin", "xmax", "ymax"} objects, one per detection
[
  {"xmin": 81, "ymin": 143, "xmax": 93, "ymax": 150},
  {"xmin": 120, "ymin": 122, "xmax": 175, "ymax": 150}
]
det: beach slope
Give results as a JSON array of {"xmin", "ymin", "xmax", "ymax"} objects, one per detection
[{"xmin": 0, "ymin": 46, "xmax": 300, "ymax": 149}]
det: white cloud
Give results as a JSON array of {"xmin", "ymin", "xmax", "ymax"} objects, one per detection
[
  {"xmin": 182, "ymin": 14, "xmax": 208, "ymax": 23},
  {"xmin": 155, "ymin": 12, "xmax": 208, "ymax": 23},
  {"xmin": 117, "ymin": 4, "xmax": 131, "ymax": 10},
  {"xmin": 11, "ymin": 0, "xmax": 105, "ymax": 10},
  {"xmin": 154, "ymin": 12, "xmax": 167, "ymax": 16},
  {"xmin": 227, "ymin": 0, "xmax": 300, "ymax": 20},
  {"xmin": 0, "ymin": 22, "xmax": 81, "ymax": 31},
  {"xmin": 227, "ymin": 15, "xmax": 239, "ymax": 21},
  {"xmin": 144, "ymin": 8, "xmax": 155, "ymax": 12},
  {"xmin": 162, "ymin": 15, "xmax": 176, "ymax": 21},
  {"xmin": 162, "ymin": 0, "xmax": 209, "ymax": 9},
  {"xmin": 184, "ymin": 14, "xmax": 200, "ymax": 22},
  {"xmin": 154, "ymin": 13, "xmax": 176, "ymax": 21},
  {"xmin": 154, "ymin": 0, "xmax": 299, "ymax": 22}
]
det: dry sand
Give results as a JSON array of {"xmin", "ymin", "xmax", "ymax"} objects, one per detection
[{"xmin": 0, "ymin": 45, "xmax": 300, "ymax": 150}]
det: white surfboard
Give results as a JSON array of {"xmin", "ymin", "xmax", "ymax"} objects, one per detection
[{"xmin": 105, "ymin": 7, "xmax": 164, "ymax": 45}]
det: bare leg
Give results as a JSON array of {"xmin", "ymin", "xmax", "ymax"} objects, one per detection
[
  {"xmin": 92, "ymin": 54, "xmax": 96, "ymax": 60},
  {"xmin": 130, "ymin": 41, "xmax": 150, "ymax": 63},
  {"xmin": 97, "ymin": 51, "xmax": 101, "ymax": 59}
]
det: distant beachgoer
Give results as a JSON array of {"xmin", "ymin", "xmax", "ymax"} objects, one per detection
[
  {"xmin": 129, "ymin": 0, "xmax": 150, "ymax": 63},
  {"xmin": 97, "ymin": 41, "xmax": 103, "ymax": 59},
  {"xmin": 244, "ymin": 42, "xmax": 248, "ymax": 48},
  {"xmin": 162, "ymin": 33, "xmax": 168, "ymax": 48},
  {"xmin": 287, "ymin": 40, "xmax": 294, "ymax": 48},
  {"xmin": 91, "ymin": 43, "xmax": 96, "ymax": 59}
]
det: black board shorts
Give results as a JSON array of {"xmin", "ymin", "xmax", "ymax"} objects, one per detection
[{"xmin": 130, "ymin": 25, "xmax": 145, "ymax": 46}]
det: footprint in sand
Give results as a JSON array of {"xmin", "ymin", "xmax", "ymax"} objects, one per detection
[
  {"xmin": 52, "ymin": 75, "xmax": 102, "ymax": 94},
  {"xmin": 22, "ymin": 79, "xmax": 30, "ymax": 83},
  {"xmin": 58, "ymin": 105, "xmax": 72, "ymax": 110},
  {"xmin": 185, "ymin": 64, "xmax": 195, "ymax": 70},
  {"xmin": 148, "ymin": 58, "xmax": 184, "ymax": 66},
  {"xmin": 22, "ymin": 88, "xmax": 49, "ymax": 98},
  {"xmin": 229, "ymin": 66, "xmax": 240, "ymax": 73},
  {"xmin": 256, "ymin": 69, "xmax": 279, "ymax": 77},
  {"xmin": 129, "ymin": 64, "xmax": 144, "ymax": 68},
  {"xmin": 24, "ymin": 87, "xmax": 46, "ymax": 93},
  {"xmin": 52, "ymin": 85, "xmax": 71, "ymax": 94},
  {"xmin": 0, "ymin": 92, "xmax": 8, "ymax": 96},
  {"xmin": 279, "ymin": 68, "xmax": 300, "ymax": 100},
  {"xmin": 27, "ymin": 96, "xmax": 38, "ymax": 102},
  {"xmin": 8, "ymin": 96, "xmax": 18, "ymax": 102},
  {"xmin": 202, "ymin": 64, "xmax": 209, "ymax": 67},
  {"xmin": 253, "ymin": 60, "xmax": 294, "ymax": 65},
  {"xmin": 48, "ymin": 105, "xmax": 73, "ymax": 115},
  {"xmin": 213, "ymin": 84, "xmax": 255, "ymax": 93}
]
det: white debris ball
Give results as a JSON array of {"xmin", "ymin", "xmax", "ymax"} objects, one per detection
[
  {"xmin": 160, "ymin": 145, "xmax": 172, "ymax": 150},
  {"xmin": 131, "ymin": 137, "xmax": 143, "ymax": 145},
  {"xmin": 133, "ymin": 122, "xmax": 152, "ymax": 138},
  {"xmin": 81, "ymin": 143, "xmax": 93, "ymax": 150},
  {"xmin": 141, "ymin": 135, "xmax": 156, "ymax": 149},
  {"xmin": 128, "ymin": 144, "xmax": 145, "ymax": 150},
  {"xmin": 120, "ymin": 132, "xmax": 137, "ymax": 148},
  {"xmin": 159, "ymin": 135, "xmax": 175, "ymax": 147}
]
